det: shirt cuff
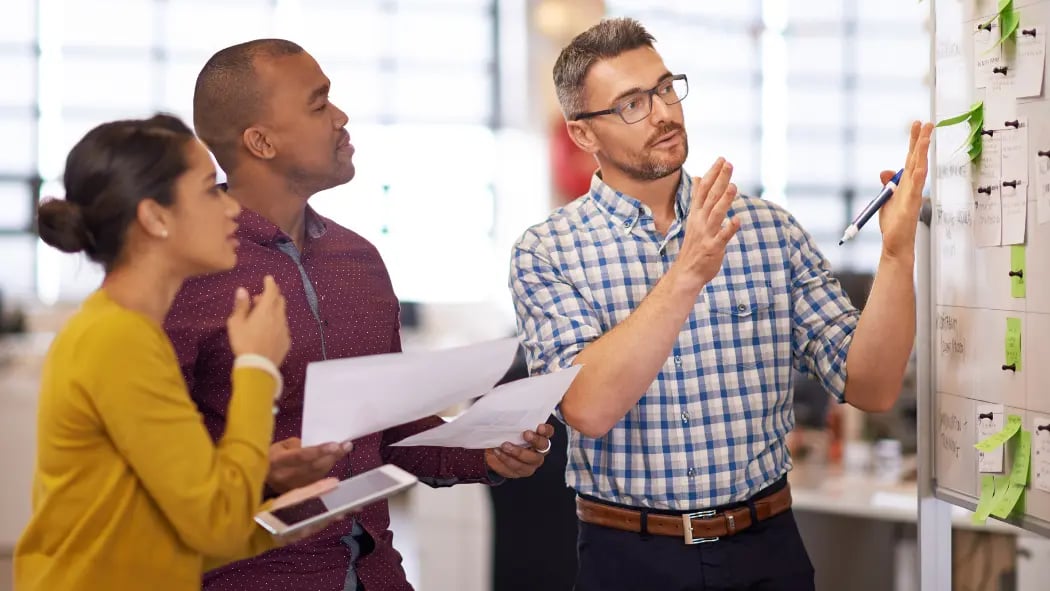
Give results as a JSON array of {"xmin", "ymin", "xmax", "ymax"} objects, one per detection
[{"xmin": 233, "ymin": 354, "xmax": 284, "ymax": 400}]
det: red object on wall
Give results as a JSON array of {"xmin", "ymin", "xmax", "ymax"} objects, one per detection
[{"xmin": 550, "ymin": 118, "xmax": 595, "ymax": 205}]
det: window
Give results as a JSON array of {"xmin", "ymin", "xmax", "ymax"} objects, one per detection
[
  {"xmin": 8, "ymin": 0, "xmax": 503, "ymax": 305},
  {"xmin": 609, "ymin": 0, "xmax": 931, "ymax": 272}
]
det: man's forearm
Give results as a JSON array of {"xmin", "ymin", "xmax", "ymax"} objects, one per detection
[
  {"xmin": 561, "ymin": 267, "xmax": 703, "ymax": 438},
  {"xmin": 843, "ymin": 252, "xmax": 916, "ymax": 412}
]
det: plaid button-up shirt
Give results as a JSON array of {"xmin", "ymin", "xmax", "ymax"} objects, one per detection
[{"xmin": 510, "ymin": 172, "xmax": 859, "ymax": 510}]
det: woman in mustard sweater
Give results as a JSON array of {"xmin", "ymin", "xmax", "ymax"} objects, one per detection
[{"xmin": 14, "ymin": 114, "xmax": 337, "ymax": 590}]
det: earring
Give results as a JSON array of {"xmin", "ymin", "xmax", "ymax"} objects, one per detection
[{"xmin": 160, "ymin": 229, "xmax": 169, "ymax": 239}]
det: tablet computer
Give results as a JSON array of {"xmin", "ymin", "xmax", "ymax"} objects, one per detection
[{"xmin": 254, "ymin": 464, "xmax": 418, "ymax": 536}]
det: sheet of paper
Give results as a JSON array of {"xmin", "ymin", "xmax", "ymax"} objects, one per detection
[
  {"xmin": 1005, "ymin": 317, "xmax": 1022, "ymax": 372},
  {"xmin": 1037, "ymin": 150, "xmax": 1050, "ymax": 224},
  {"xmin": 1000, "ymin": 123, "xmax": 1028, "ymax": 245},
  {"xmin": 1033, "ymin": 416, "xmax": 1050, "ymax": 493},
  {"xmin": 391, "ymin": 366, "xmax": 582, "ymax": 449},
  {"xmin": 301, "ymin": 337, "xmax": 520, "ymax": 446},
  {"xmin": 973, "ymin": 187, "xmax": 1003, "ymax": 247},
  {"xmin": 1014, "ymin": 25, "xmax": 1046, "ymax": 98},
  {"xmin": 983, "ymin": 90, "xmax": 1018, "ymax": 129},
  {"xmin": 979, "ymin": 131, "xmax": 1003, "ymax": 186},
  {"xmin": 976, "ymin": 405, "xmax": 1008, "ymax": 472},
  {"xmin": 1011, "ymin": 245, "xmax": 1026, "ymax": 298},
  {"xmin": 972, "ymin": 474, "xmax": 997, "ymax": 524},
  {"xmin": 1001, "ymin": 184, "xmax": 1027, "ymax": 245},
  {"xmin": 975, "ymin": 21, "xmax": 1004, "ymax": 88},
  {"xmin": 1000, "ymin": 121, "xmax": 1029, "ymax": 186}
]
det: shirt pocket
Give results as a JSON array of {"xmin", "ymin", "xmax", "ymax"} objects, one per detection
[{"xmin": 706, "ymin": 278, "xmax": 776, "ymax": 368}]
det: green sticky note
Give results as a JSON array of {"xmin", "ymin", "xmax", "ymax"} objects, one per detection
[
  {"xmin": 1011, "ymin": 430, "xmax": 1032, "ymax": 485},
  {"xmin": 991, "ymin": 482, "xmax": 1025, "ymax": 518},
  {"xmin": 997, "ymin": 2, "xmax": 1020, "ymax": 47},
  {"xmin": 1005, "ymin": 318, "xmax": 1022, "ymax": 371},
  {"xmin": 936, "ymin": 101, "xmax": 983, "ymax": 128},
  {"xmin": 936, "ymin": 101, "xmax": 985, "ymax": 162},
  {"xmin": 973, "ymin": 474, "xmax": 997, "ymax": 524},
  {"xmin": 1011, "ymin": 246, "xmax": 1026, "ymax": 298},
  {"xmin": 968, "ymin": 141, "xmax": 984, "ymax": 163},
  {"xmin": 975, "ymin": 414, "xmax": 1022, "ymax": 452}
]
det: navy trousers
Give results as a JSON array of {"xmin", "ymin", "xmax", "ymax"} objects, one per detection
[{"xmin": 574, "ymin": 484, "xmax": 815, "ymax": 591}]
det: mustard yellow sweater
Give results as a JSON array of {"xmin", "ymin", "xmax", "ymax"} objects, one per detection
[{"xmin": 15, "ymin": 290, "xmax": 279, "ymax": 590}]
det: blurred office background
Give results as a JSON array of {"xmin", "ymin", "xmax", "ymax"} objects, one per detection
[{"xmin": 4, "ymin": 1, "xmax": 1046, "ymax": 590}]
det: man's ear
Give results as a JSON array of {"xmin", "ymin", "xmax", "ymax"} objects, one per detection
[
  {"xmin": 242, "ymin": 126, "xmax": 277, "ymax": 160},
  {"xmin": 566, "ymin": 121, "xmax": 600, "ymax": 155}
]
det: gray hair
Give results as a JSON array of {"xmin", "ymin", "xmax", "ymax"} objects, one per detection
[
  {"xmin": 193, "ymin": 39, "xmax": 305, "ymax": 172},
  {"xmin": 553, "ymin": 18, "xmax": 656, "ymax": 118}
]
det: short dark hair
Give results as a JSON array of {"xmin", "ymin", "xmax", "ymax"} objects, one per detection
[
  {"xmin": 37, "ymin": 114, "xmax": 196, "ymax": 271},
  {"xmin": 192, "ymin": 39, "xmax": 304, "ymax": 172},
  {"xmin": 553, "ymin": 18, "xmax": 656, "ymax": 118}
]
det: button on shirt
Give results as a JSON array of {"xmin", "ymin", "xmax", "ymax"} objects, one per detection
[
  {"xmin": 509, "ymin": 172, "xmax": 859, "ymax": 511},
  {"xmin": 166, "ymin": 207, "xmax": 493, "ymax": 591}
]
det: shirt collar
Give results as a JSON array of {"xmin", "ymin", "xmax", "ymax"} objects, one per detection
[
  {"xmin": 236, "ymin": 205, "xmax": 328, "ymax": 246},
  {"xmin": 588, "ymin": 171, "xmax": 692, "ymax": 232}
]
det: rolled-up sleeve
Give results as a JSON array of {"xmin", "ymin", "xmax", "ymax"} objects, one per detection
[
  {"xmin": 785, "ymin": 214, "xmax": 860, "ymax": 402},
  {"xmin": 509, "ymin": 229, "xmax": 602, "ymax": 377}
]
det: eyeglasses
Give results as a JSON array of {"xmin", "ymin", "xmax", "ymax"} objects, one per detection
[{"xmin": 572, "ymin": 74, "xmax": 689, "ymax": 125}]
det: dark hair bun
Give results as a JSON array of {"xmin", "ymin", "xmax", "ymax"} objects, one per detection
[{"xmin": 37, "ymin": 197, "xmax": 93, "ymax": 254}]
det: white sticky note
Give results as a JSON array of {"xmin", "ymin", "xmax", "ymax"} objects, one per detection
[
  {"xmin": 1014, "ymin": 25, "xmax": 1046, "ymax": 98},
  {"xmin": 983, "ymin": 91, "xmax": 1019, "ymax": 130},
  {"xmin": 978, "ymin": 133, "xmax": 1003, "ymax": 187},
  {"xmin": 1000, "ymin": 121, "xmax": 1029, "ymax": 186},
  {"xmin": 1034, "ymin": 416, "xmax": 1050, "ymax": 493},
  {"xmin": 977, "ymin": 403, "xmax": 1006, "ymax": 473},
  {"xmin": 1037, "ymin": 151, "xmax": 1050, "ymax": 225},
  {"xmin": 974, "ymin": 187, "xmax": 1004, "ymax": 247},
  {"xmin": 1000, "ymin": 122, "xmax": 1029, "ymax": 245},
  {"xmin": 1001, "ymin": 185, "xmax": 1027, "ymax": 245},
  {"xmin": 975, "ymin": 21, "xmax": 1004, "ymax": 88}
]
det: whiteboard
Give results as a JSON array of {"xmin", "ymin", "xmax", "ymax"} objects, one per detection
[{"xmin": 930, "ymin": 0, "xmax": 1050, "ymax": 537}]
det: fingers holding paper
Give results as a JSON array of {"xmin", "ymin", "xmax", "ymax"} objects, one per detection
[{"xmin": 485, "ymin": 423, "xmax": 554, "ymax": 479}]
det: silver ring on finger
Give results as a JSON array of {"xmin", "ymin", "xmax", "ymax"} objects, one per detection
[{"xmin": 534, "ymin": 439, "xmax": 552, "ymax": 455}]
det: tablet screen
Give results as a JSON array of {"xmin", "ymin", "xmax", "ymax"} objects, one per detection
[{"xmin": 269, "ymin": 469, "xmax": 406, "ymax": 526}]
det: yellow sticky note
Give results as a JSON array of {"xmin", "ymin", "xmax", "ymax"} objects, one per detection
[
  {"xmin": 1011, "ymin": 430, "xmax": 1032, "ymax": 486},
  {"xmin": 973, "ymin": 475, "xmax": 996, "ymax": 524},
  {"xmin": 1011, "ymin": 246, "xmax": 1026, "ymax": 298},
  {"xmin": 1005, "ymin": 318, "xmax": 1022, "ymax": 371},
  {"xmin": 975, "ymin": 414, "xmax": 1022, "ymax": 452}
]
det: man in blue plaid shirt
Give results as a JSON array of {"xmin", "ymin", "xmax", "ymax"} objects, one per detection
[{"xmin": 509, "ymin": 18, "xmax": 933, "ymax": 591}]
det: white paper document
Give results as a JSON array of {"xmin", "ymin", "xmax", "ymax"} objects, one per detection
[
  {"xmin": 975, "ymin": 135, "xmax": 1003, "ymax": 247},
  {"xmin": 301, "ymin": 337, "xmax": 520, "ymax": 446},
  {"xmin": 1034, "ymin": 416, "xmax": 1050, "ymax": 493},
  {"xmin": 1014, "ymin": 25, "xmax": 1046, "ymax": 98},
  {"xmin": 977, "ymin": 403, "xmax": 1005, "ymax": 473},
  {"xmin": 390, "ymin": 366, "xmax": 582, "ymax": 449},
  {"xmin": 974, "ymin": 186, "xmax": 1003, "ymax": 247},
  {"xmin": 1037, "ymin": 150, "xmax": 1050, "ymax": 224},
  {"xmin": 982, "ymin": 91, "xmax": 1018, "ymax": 130},
  {"xmin": 999, "ymin": 122, "xmax": 1029, "ymax": 244},
  {"xmin": 974, "ymin": 21, "xmax": 1002, "ymax": 88}
]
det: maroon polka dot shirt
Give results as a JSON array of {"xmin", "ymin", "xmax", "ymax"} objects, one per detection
[{"xmin": 165, "ymin": 207, "xmax": 493, "ymax": 591}]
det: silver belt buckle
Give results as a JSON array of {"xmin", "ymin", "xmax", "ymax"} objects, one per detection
[{"xmin": 682, "ymin": 509, "xmax": 719, "ymax": 544}]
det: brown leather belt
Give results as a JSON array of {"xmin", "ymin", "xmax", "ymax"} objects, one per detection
[{"xmin": 576, "ymin": 484, "xmax": 793, "ymax": 544}]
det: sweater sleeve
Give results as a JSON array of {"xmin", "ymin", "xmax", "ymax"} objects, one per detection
[{"xmin": 84, "ymin": 312, "xmax": 279, "ymax": 558}]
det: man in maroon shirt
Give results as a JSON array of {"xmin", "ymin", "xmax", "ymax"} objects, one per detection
[{"xmin": 165, "ymin": 39, "xmax": 553, "ymax": 591}]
